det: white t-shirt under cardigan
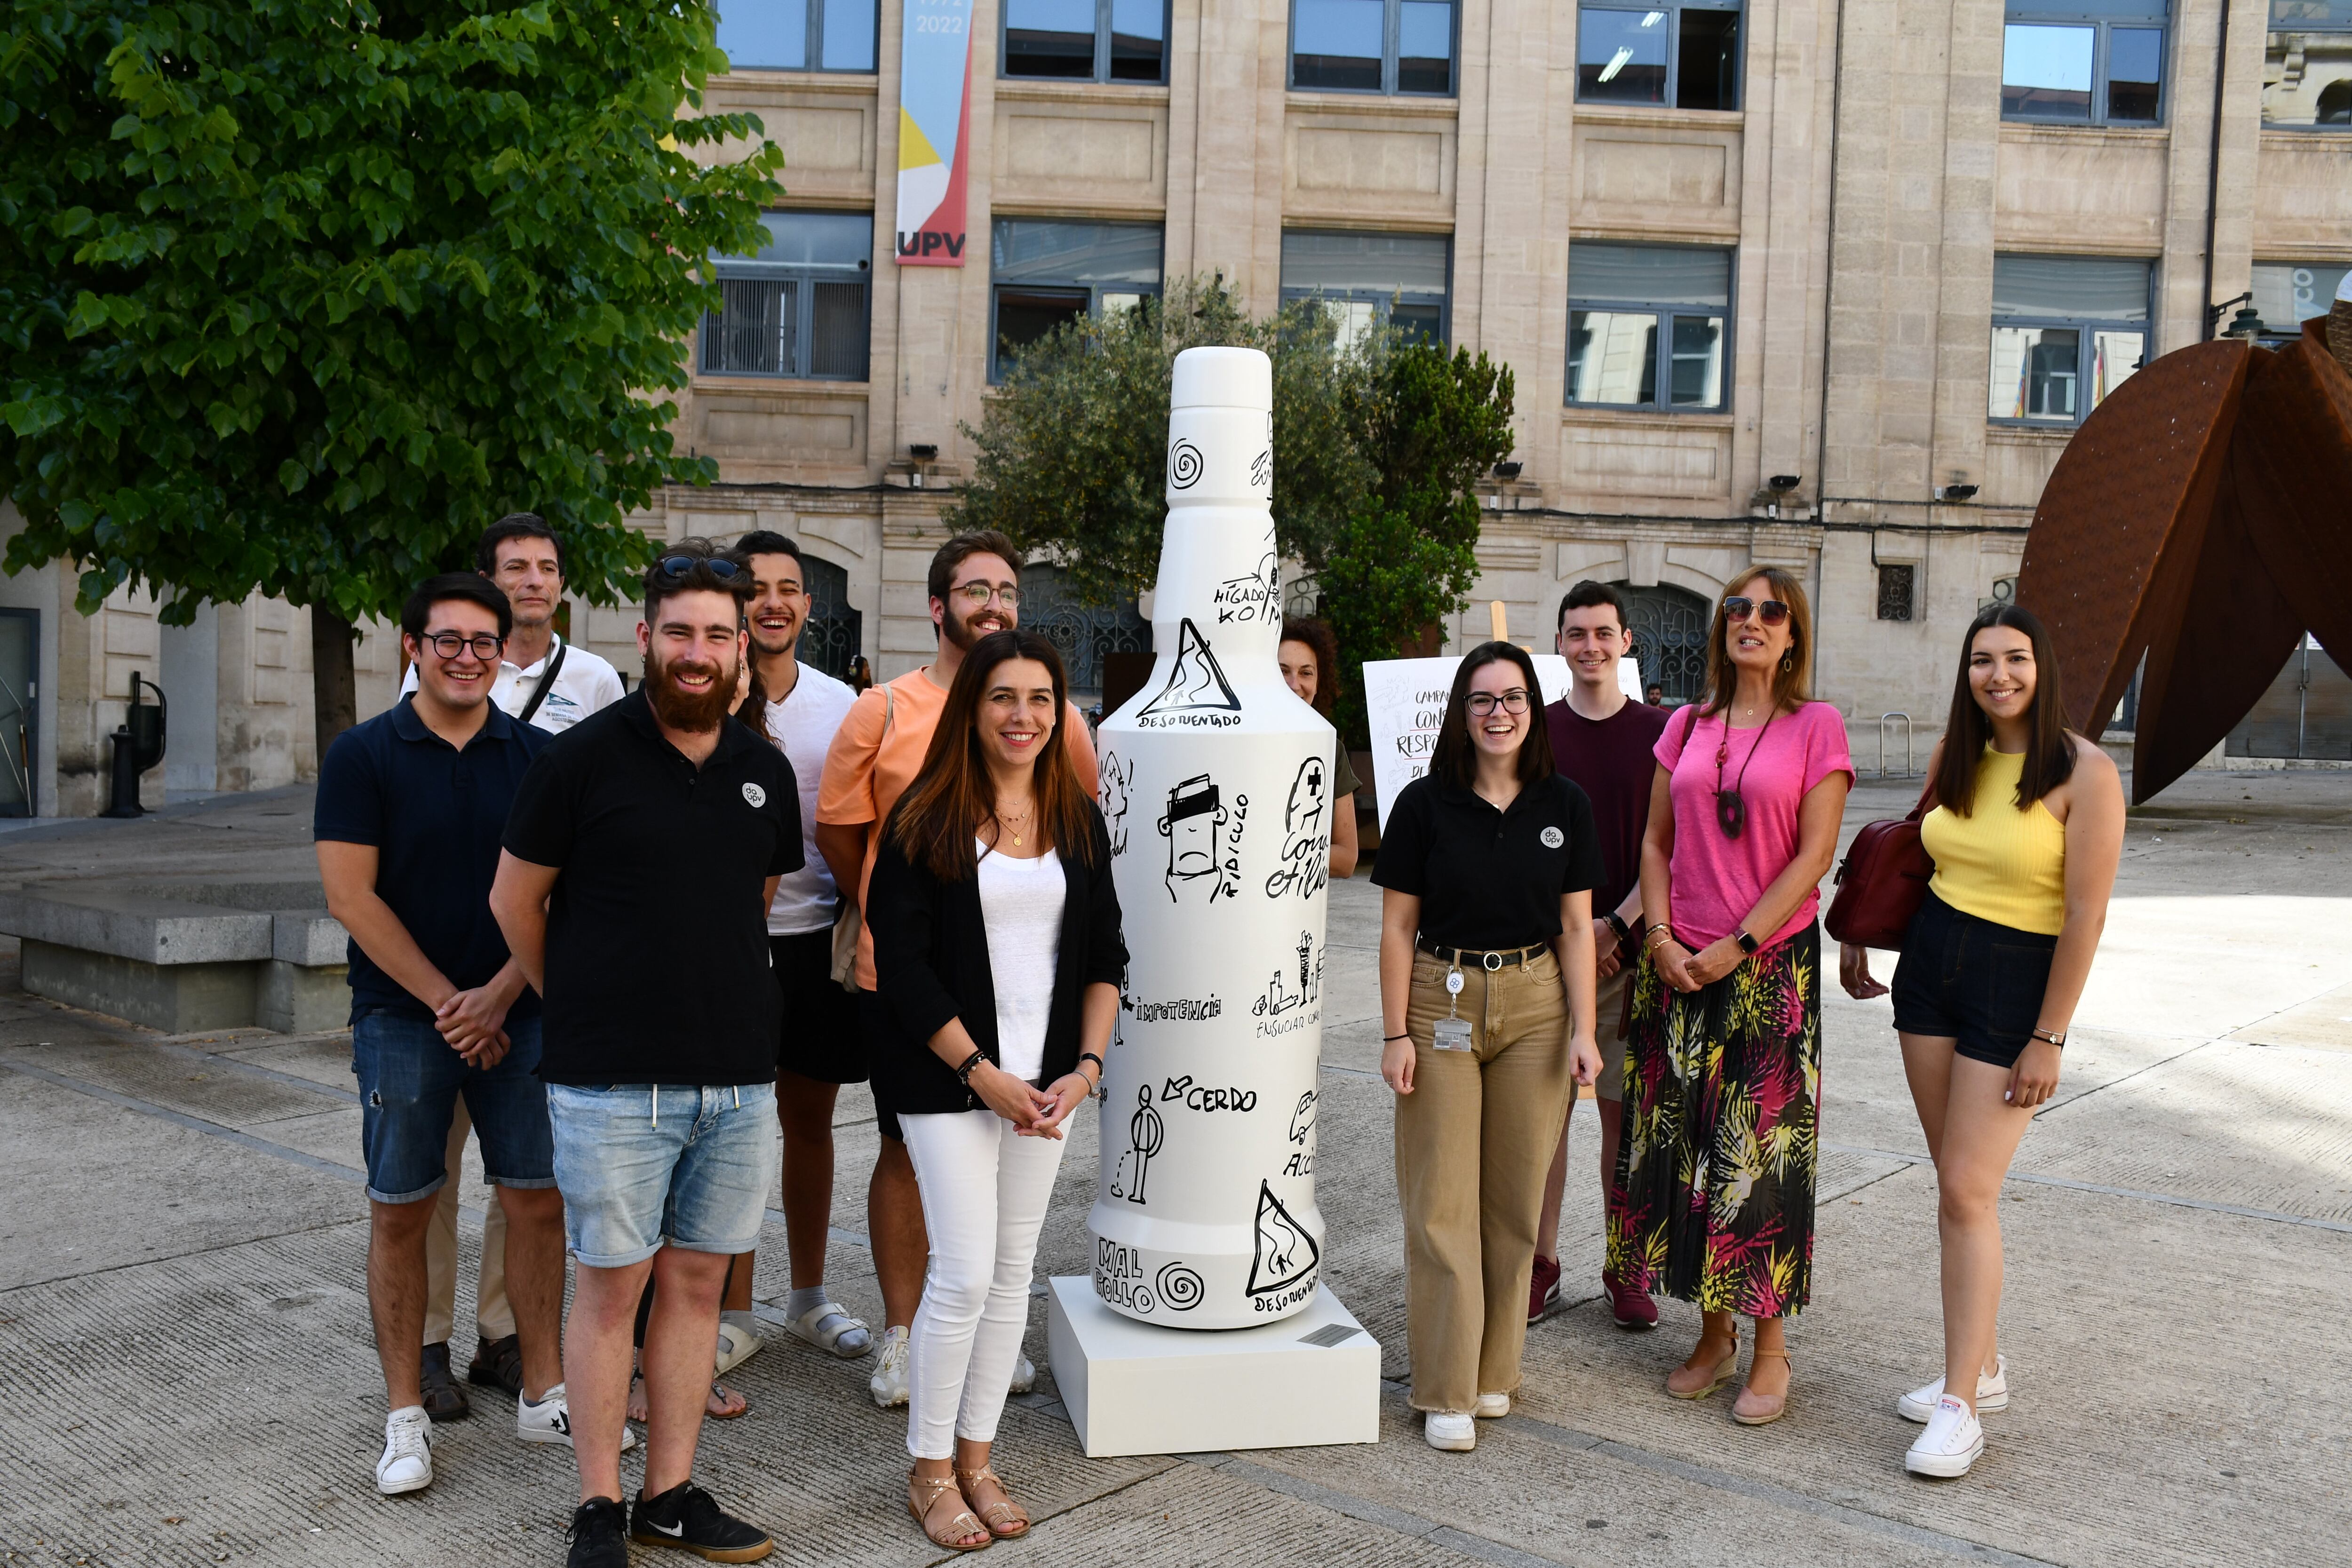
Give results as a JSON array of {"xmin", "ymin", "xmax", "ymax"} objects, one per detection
[{"xmin": 973, "ymin": 842, "xmax": 1066, "ymax": 1085}]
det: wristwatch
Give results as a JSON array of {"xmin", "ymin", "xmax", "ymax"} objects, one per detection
[{"xmin": 1733, "ymin": 928, "xmax": 1760, "ymax": 955}]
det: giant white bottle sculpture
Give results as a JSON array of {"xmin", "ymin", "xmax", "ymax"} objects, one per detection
[{"xmin": 1088, "ymin": 347, "xmax": 1335, "ymax": 1329}]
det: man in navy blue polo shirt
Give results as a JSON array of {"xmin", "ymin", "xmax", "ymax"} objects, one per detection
[{"xmin": 317, "ymin": 573, "xmax": 609, "ymax": 1499}]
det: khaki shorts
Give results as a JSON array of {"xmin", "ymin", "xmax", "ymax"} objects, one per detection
[{"xmin": 1595, "ymin": 963, "xmax": 1633, "ymax": 1103}]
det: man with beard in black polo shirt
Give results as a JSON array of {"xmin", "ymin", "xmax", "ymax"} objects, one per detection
[{"xmin": 492, "ymin": 541, "xmax": 798, "ymax": 1568}]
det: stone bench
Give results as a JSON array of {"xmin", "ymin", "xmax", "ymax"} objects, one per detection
[{"xmin": 0, "ymin": 881, "xmax": 350, "ymax": 1034}]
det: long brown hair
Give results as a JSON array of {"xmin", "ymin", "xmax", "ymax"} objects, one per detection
[
  {"xmin": 1430, "ymin": 641, "xmax": 1555, "ymax": 788},
  {"xmin": 1279, "ymin": 615, "xmax": 1343, "ymax": 719},
  {"xmin": 887, "ymin": 629, "xmax": 1100, "ymax": 879},
  {"xmin": 1931, "ymin": 605, "xmax": 2078, "ymax": 815},
  {"xmin": 1700, "ymin": 564, "xmax": 1814, "ymax": 719}
]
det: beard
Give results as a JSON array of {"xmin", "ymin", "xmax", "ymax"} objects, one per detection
[
  {"xmin": 941, "ymin": 602, "xmax": 1013, "ymax": 653},
  {"xmin": 642, "ymin": 647, "xmax": 739, "ymax": 732}
]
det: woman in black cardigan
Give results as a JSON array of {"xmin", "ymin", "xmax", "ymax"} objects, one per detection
[{"xmin": 867, "ymin": 629, "xmax": 1124, "ymax": 1552}]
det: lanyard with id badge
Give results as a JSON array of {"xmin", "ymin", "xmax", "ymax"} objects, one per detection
[{"xmin": 1432, "ymin": 963, "xmax": 1474, "ymax": 1051}]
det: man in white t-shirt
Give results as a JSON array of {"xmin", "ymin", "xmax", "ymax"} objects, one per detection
[{"xmin": 401, "ymin": 514, "xmax": 625, "ymax": 1421}]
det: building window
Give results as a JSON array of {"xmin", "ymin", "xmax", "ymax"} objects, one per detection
[
  {"xmin": 715, "ymin": 0, "xmax": 876, "ymax": 72},
  {"xmin": 1876, "ymin": 565, "xmax": 1917, "ymax": 622},
  {"xmin": 2266, "ymin": 1, "xmax": 2352, "ymax": 127},
  {"xmin": 702, "ymin": 212, "xmax": 874, "ymax": 381},
  {"xmin": 1987, "ymin": 254, "xmax": 2150, "ymax": 426},
  {"xmin": 2250, "ymin": 260, "xmax": 2352, "ymax": 344},
  {"xmin": 1291, "ymin": 0, "xmax": 1457, "ymax": 96},
  {"xmin": 1575, "ymin": 2, "xmax": 1741, "ymax": 111},
  {"xmin": 990, "ymin": 219, "xmax": 1163, "ymax": 381},
  {"xmin": 2002, "ymin": 3, "xmax": 2165, "ymax": 125},
  {"xmin": 1278, "ymin": 231, "xmax": 1452, "ymax": 348},
  {"xmin": 1565, "ymin": 244, "xmax": 1732, "ymax": 412},
  {"xmin": 1002, "ymin": 0, "xmax": 1167, "ymax": 82}
]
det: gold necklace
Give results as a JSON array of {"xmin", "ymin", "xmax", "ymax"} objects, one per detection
[{"xmin": 996, "ymin": 804, "xmax": 1035, "ymax": 848}]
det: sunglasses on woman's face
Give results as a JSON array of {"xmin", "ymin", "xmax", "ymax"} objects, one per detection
[{"xmin": 1722, "ymin": 596, "xmax": 1790, "ymax": 626}]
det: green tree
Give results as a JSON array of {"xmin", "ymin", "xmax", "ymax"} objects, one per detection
[{"xmin": 0, "ymin": 0, "xmax": 783, "ymax": 749}]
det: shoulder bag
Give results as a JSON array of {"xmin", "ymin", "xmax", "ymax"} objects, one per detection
[{"xmin": 1823, "ymin": 777, "xmax": 1937, "ymax": 951}]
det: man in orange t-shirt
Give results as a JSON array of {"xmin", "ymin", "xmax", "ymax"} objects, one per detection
[{"xmin": 815, "ymin": 529, "xmax": 1097, "ymax": 1408}]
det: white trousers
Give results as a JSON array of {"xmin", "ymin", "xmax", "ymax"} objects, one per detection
[{"xmin": 898, "ymin": 1108, "xmax": 1068, "ymax": 1460}]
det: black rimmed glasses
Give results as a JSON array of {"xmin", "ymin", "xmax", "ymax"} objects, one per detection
[
  {"xmin": 1721, "ymin": 596, "xmax": 1791, "ymax": 626},
  {"xmin": 950, "ymin": 581, "xmax": 1021, "ymax": 609},
  {"xmin": 421, "ymin": 631, "xmax": 506, "ymax": 661},
  {"xmin": 657, "ymin": 555, "xmax": 744, "ymax": 582},
  {"xmin": 1465, "ymin": 689, "xmax": 1532, "ymax": 717}
]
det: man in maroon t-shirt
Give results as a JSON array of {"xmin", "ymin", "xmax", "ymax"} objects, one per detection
[{"xmin": 1534, "ymin": 581, "xmax": 1669, "ymax": 1330}]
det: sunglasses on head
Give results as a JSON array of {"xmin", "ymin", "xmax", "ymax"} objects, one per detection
[
  {"xmin": 1722, "ymin": 596, "xmax": 1790, "ymax": 626},
  {"xmin": 657, "ymin": 555, "xmax": 743, "ymax": 582}
]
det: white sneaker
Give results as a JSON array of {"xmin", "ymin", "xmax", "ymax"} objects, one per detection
[
  {"xmin": 715, "ymin": 1311, "xmax": 766, "ymax": 1376},
  {"xmin": 1898, "ymin": 1355, "xmax": 2009, "ymax": 1422},
  {"xmin": 868, "ymin": 1326, "xmax": 911, "ymax": 1408},
  {"xmin": 1424, "ymin": 1410, "xmax": 1477, "ymax": 1451},
  {"xmin": 516, "ymin": 1383, "xmax": 636, "ymax": 1450},
  {"xmin": 1009, "ymin": 1353, "xmax": 1037, "ymax": 1395},
  {"xmin": 779, "ymin": 1300, "xmax": 871, "ymax": 1360},
  {"xmin": 1905, "ymin": 1395, "xmax": 1985, "ymax": 1478},
  {"xmin": 375, "ymin": 1406, "xmax": 433, "ymax": 1495},
  {"xmin": 1474, "ymin": 1392, "xmax": 1510, "ymax": 1419}
]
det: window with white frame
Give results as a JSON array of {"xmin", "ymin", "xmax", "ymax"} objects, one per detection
[
  {"xmin": 702, "ymin": 213, "xmax": 874, "ymax": 381},
  {"xmin": 2001, "ymin": 1, "xmax": 2165, "ymax": 125},
  {"xmin": 1987, "ymin": 254, "xmax": 2151, "ymax": 426},
  {"xmin": 990, "ymin": 219, "xmax": 1163, "ymax": 381},
  {"xmin": 1278, "ymin": 231, "xmax": 1451, "ymax": 349},
  {"xmin": 2250, "ymin": 260, "xmax": 2352, "ymax": 345},
  {"xmin": 2265, "ymin": 0, "xmax": 2352, "ymax": 127},
  {"xmin": 1290, "ymin": 0, "xmax": 1457, "ymax": 96},
  {"xmin": 715, "ymin": 0, "xmax": 876, "ymax": 72},
  {"xmin": 1002, "ymin": 0, "xmax": 1167, "ymax": 82},
  {"xmin": 1575, "ymin": 2, "xmax": 1742, "ymax": 111},
  {"xmin": 1565, "ymin": 244, "xmax": 1732, "ymax": 412}
]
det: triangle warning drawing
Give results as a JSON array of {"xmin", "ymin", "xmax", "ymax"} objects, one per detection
[
  {"xmin": 1245, "ymin": 1180, "xmax": 1320, "ymax": 1297},
  {"xmin": 1137, "ymin": 618, "xmax": 1241, "ymax": 716}
]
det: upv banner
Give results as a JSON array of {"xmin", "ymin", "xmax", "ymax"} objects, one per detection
[
  {"xmin": 1361, "ymin": 655, "xmax": 1643, "ymax": 830},
  {"xmin": 896, "ymin": 0, "xmax": 974, "ymax": 265}
]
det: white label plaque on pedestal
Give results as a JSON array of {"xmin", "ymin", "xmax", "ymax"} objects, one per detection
[{"xmin": 1044, "ymin": 1276, "xmax": 1380, "ymax": 1457}]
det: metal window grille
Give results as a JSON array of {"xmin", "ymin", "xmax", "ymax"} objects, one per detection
[
  {"xmin": 1614, "ymin": 581, "xmax": 1712, "ymax": 705},
  {"xmin": 1877, "ymin": 565, "xmax": 1916, "ymax": 622},
  {"xmin": 703, "ymin": 273, "xmax": 868, "ymax": 381}
]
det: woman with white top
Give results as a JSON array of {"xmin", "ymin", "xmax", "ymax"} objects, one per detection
[{"xmin": 867, "ymin": 629, "xmax": 1124, "ymax": 1551}]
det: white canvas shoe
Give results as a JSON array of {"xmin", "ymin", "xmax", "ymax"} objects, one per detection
[
  {"xmin": 375, "ymin": 1407, "xmax": 433, "ymax": 1496},
  {"xmin": 1905, "ymin": 1395, "xmax": 1985, "ymax": 1478},
  {"xmin": 1424, "ymin": 1410, "xmax": 1477, "ymax": 1451},
  {"xmin": 868, "ymin": 1326, "xmax": 912, "ymax": 1409},
  {"xmin": 1898, "ymin": 1355, "xmax": 2009, "ymax": 1422},
  {"xmin": 516, "ymin": 1382, "xmax": 636, "ymax": 1450},
  {"xmin": 1474, "ymin": 1392, "xmax": 1511, "ymax": 1419}
]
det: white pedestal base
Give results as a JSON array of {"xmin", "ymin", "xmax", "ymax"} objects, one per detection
[{"xmin": 1044, "ymin": 1276, "xmax": 1381, "ymax": 1457}]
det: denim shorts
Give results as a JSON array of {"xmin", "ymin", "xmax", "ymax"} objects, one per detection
[
  {"xmin": 1890, "ymin": 890, "xmax": 2058, "ymax": 1069},
  {"xmin": 352, "ymin": 1010, "xmax": 555, "ymax": 1205},
  {"xmin": 546, "ymin": 1083, "xmax": 781, "ymax": 1268}
]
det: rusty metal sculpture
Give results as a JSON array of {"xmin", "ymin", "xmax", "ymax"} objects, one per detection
[{"xmin": 2016, "ymin": 306, "xmax": 2352, "ymax": 803}]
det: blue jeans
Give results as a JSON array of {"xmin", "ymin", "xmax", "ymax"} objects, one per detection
[
  {"xmin": 546, "ymin": 1083, "xmax": 780, "ymax": 1268},
  {"xmin": 351, "ymin": 1010, "xmax": 555, "ymax": 1204}
]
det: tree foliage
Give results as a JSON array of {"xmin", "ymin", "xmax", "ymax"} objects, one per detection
[{"xmin": 0, "ymin": 0, "xmax": 783, "ymax": 728}]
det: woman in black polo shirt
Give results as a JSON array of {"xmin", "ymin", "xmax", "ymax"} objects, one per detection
[{"xmin": 1373, "ymin": 641, "xmax": 1603, "ymax": 1454}]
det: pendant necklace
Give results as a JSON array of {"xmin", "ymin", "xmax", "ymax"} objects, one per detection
[
  {"xmin": 997, "ymin": 804, "xmax": 1035, "ymax": 848},
  {"xmin": 1713, "ymin": 708, "xmax": 1776, "ymax": 841}
]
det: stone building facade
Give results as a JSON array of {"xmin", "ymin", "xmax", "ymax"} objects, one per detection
[{"xmin": 2, "ymin": 0, "xmax": 2346, "ymax": 814}]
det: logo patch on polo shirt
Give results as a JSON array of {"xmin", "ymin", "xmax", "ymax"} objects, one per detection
[
  {"xmin": 741, "ymin": 782, "xmax": 767, "ymax": 808},
  {"xmin": 1540, "ymin": 826, "xmax": 1565, "ymax": 848}
]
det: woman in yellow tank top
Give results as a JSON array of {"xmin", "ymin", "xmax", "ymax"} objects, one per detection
[{"xmin": 1838, "ymin": 606, "xmax": 2123, "ymax": 1482}]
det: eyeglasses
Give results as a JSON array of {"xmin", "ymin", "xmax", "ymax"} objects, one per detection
[
  {"xmin": 421, "ymin": 631, "xmax": 506, "ymax": 661},
  {"xmin": 1722, "ymin": 596, "xmax": 1791, "ymax": 626},
  {"xmin": 950, "ymin": 582, "xmax": 1021, "ymax": 609},
  {"xmin": 657, "ymin": 555, "xmax": 743, "ymax": 582},
  {"xmin": 1465, "ymin": 689, "xmax": 1531, "ymax": 716}
]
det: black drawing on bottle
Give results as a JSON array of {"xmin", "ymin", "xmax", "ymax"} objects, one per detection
[
  {"xmin": 1253, "ymin": 931, "xmax": 1324, "ymax": 1017},
  {"xmin": 1284, "ymin": 1088, "xmax": 1318, "ymax": 1177},
  {"xmin": 1137, "ymin": 619, "xmax": 1240, "ymax": 718},
  {"xmin": 1099, "ymin": 750, "xmax": 1134, "ymax": 857},
  {"xmin": 1168, "ymin": 439, "xmax": 1204, "ymax": 489},
  {"xmin": 1153, "ymin": 1262, "xmax": 1205, "ymax": 1312},
  {"xmin": 1249, "ymin": 447, "xmax": 1271, "ymax": 489},
  {"xmin": 1246, "ymin": 1180, "xmax": 1320, "ymax": 1298},
  {"xmin": 1212, "ymin": 552, "xmax": 1281, "ymax": 625},
  {"xmin": 1157, "ymin": 773, "xmax": 1242, "ymax": 903},
  {"xmin": 1264, "ymin": 754, "xmax": 1331, "ymax": 899},
  {"xmin": 1108, "ymin": 1084, "xmax": 1162, "ymax": 1205}
]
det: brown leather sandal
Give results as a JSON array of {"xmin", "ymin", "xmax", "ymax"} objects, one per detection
[
  {"xmin": 909, "ymin": 1470, "xmax": 992, "ymax": 1552},
  {"xmin": 1732, "ymin": 1348, "xmax": 1791, "ymax": 1425},
  {"xmin": 954, "ymin": 1464, "xmax": 1032, "ymax": 1540}
]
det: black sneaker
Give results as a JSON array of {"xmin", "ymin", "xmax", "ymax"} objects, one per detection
[
  {"xmin": 566, "ymin": 1497, "xmax": 629, "ymax": 1568},
  {"xmin": 630, "ymin": 1481, "xmax": 774, "ymax": 1562}
]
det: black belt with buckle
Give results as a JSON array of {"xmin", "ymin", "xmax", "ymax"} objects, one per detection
[{"xmin": 1416, "ymin": 937, "xmax": 1549, "ymax": 971}]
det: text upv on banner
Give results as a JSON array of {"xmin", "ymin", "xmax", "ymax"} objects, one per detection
[{"xmin": 1361, "ymin": 655, "xmax": 1642, "ymax": 831}]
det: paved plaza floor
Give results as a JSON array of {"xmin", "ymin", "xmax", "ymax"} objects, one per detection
[{"xmin": 2, "ymin": 770, "xmax": 2347, "ymax": 1567}]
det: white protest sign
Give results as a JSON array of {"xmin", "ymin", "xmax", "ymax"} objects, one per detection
[{"xmin": 1361, "ymin": 654, "xmax": 1644, "ymax": 830}]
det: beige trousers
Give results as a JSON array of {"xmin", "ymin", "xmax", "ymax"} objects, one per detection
[
  {"xmin": 1396, "ymin": 949, "xmax": 1573, "ymax": 1412},
  {"xmin": 422, "ymin": 1104, "xmax": 513, "ymax": 1347}
]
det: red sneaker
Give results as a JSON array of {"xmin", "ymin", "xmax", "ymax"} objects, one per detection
[
  {"xmin": 1604, "ymin": 1274, "xmax": 1657, "ymax": 1329},
  {"xmin": 1527, "ymin": 1255, "xmax": 1562, "ymax": 1325}
]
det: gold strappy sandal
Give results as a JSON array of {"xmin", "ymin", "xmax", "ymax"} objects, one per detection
[
  {"xmin": 954, "ymin": 1464, "xmax": 1032, "ymax": 1540},
  {"xmin": 908, "ymin": 1469, "xmax": 992, "ymax": 1552}
]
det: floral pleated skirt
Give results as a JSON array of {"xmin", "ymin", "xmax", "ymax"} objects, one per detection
[{"xmin": 1608, "ymin": 924, "xmax": 1821, "ymax": 1318}]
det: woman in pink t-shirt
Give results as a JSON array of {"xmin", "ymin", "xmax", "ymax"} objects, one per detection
[{"xmin": 1615, "ymin": 566, "xmax": 1853, "ymax": 1426}]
